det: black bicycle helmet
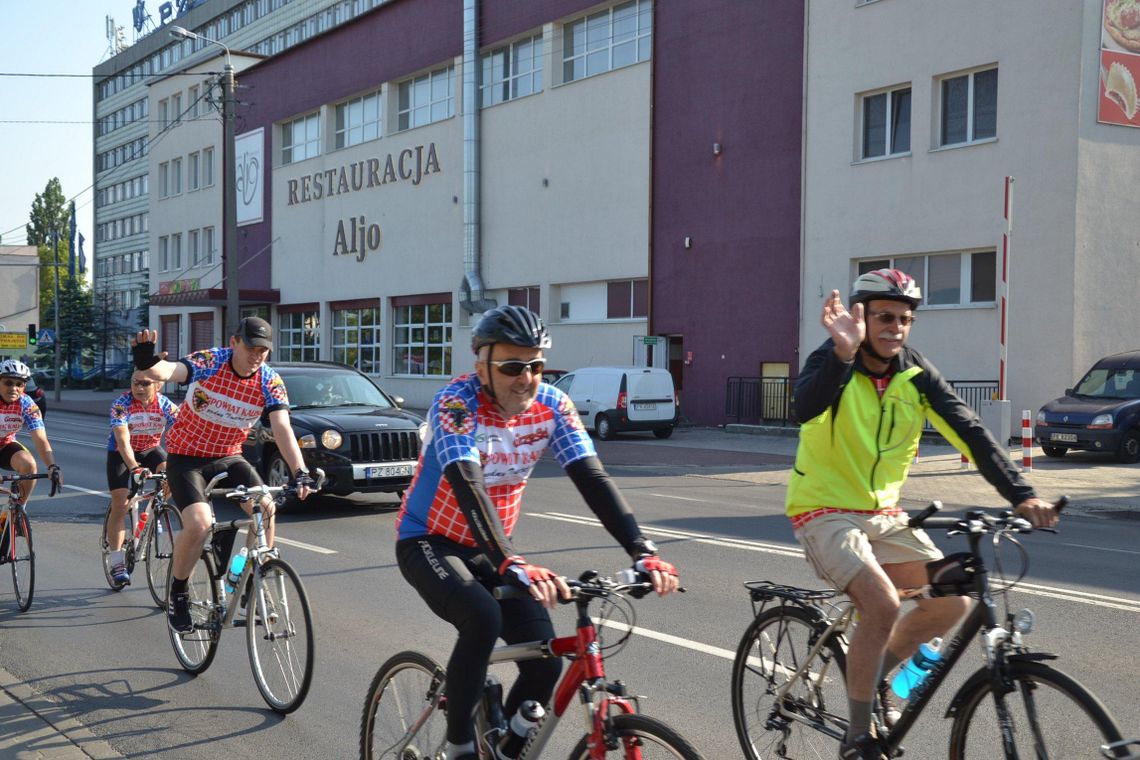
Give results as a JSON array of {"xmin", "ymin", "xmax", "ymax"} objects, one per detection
[
  {"xmin": 849, "ymin": 268, "xmax": 922, "ymax": 310},
  {"xmin": 471, "ymin": 305, "xmax": 551, "ymax": 352}
]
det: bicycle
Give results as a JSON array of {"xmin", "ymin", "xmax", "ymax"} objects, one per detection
[
  {"xmin": 730, "ymin": 498, "xmax": 1130, "ymax": 759},
  {"xmin": 360, "ymin": 568, "xmax": 705, "ymax": 759},
  {"xmin": 1103, "ymin": 739, "xmax": 1140, "ymax": 759},
  {"xmin": 0, "ymin": 472, "xmax": 50, "ymax": 612},
  {"xmin": 167, "ymin": 470, "xmax": 322, "ymax": 713},
  {"xmin": 100, "ymin": 471, "xmax": 183, "ymax": 606}
]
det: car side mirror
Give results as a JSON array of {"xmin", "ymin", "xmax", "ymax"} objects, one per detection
[
  {"xmin": 1064, "ymin": 388, "xmax": 1073, "ymax": 396},
  {"xmin": 391, "ymin": 395, "xmax": 404, "ymax": 408}
]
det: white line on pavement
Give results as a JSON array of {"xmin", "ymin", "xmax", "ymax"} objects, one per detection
[
  {"xmin": 1060, "ymin": 541, "xmax": 1140, "ymax": 556},
  {"xmin": 647, "ymin": 492, "xmax": 709, "ymax": 503},
  {"xmin": 275, "ymin": 536, "xmax": 337, "ymax": 555},
  {"xmin": 592, "ymin": 618, "xmax": 736, "ymax": 661},
  {"xmin": 64, "ymin": 484, "xmax": 109, "ymax": 497}
]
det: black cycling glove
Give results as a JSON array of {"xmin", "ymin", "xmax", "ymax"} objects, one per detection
[
  {"xmin": 132, "ymin": 338, "xmax": 161, "ymax": 370},
  {"xmin": 48, "ymin": 464, "xmax": 62, "ymax": 497},
  {"xmin": 290, "ymin": 469, "xmax": 315, "ymax": 492}
]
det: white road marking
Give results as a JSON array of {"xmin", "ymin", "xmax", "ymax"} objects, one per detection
[
  {"xmin": 274, "ymin": 536, "xmax": 337, "ymax": 555},
  {"xmin": 647, "ymin": 492, "xmax": 708, "ymax": 503},
  {"xmin": 18, "ymin": 432, "xmax": 104, "ymax": 449},
  {"xmin": 64, "ymin": 484, "xmax": 109, "ymax": 497},
  {"xmin": 529, "ymin": 512, "xmax": 1140, "ymax": 613},
  {"xmin": 1060, "ymin": 541, "xmax": 1140, "ymax": 556}
]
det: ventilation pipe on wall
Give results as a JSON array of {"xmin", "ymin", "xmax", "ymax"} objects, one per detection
[{"xmin": 459, "ymin": 0, "xmax": 496, "ymax": 314}]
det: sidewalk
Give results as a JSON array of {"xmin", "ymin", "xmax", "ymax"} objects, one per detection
[{"xmin": 0, "ymin": 666, "xmax": 121, "ymax": 759}]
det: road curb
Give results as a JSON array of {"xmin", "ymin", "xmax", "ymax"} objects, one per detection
[{"xmin": 0, "ymin": 665, "xmax": 123, "ymax": 759}]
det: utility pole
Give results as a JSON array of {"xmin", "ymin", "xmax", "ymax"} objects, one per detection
[
  {"xmin": 50, "ymin": 228, "xmax": 61, "ymax": 403},
  {"xmin": 221, "ymin": 59, "xmax": 239, "ymax": 335}
]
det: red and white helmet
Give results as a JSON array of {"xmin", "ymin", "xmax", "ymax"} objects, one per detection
[{"xmin": 850, "ymin": 268, "xmax": 922, "ymax": 309}]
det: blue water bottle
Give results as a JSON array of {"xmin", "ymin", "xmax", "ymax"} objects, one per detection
[
  {"xmin": 891, "ymin": 638, "xmax": 942, "ymax": 699},
  {"xmin": 225, "ymin": 547, "xmax": 248, "ymax": 594}
]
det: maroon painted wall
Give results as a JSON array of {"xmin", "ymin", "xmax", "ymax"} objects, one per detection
[{"xmin": 651, "ymin": 0, "xmax": 804, "ymax": 425}]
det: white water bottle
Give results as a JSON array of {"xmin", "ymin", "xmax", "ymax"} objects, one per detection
[
  {"xmin": 225, "ymin": 547, "xmax": 248, "ymax": 594},
  {"xmin": 497, "ymin": 700, "xmax": 544, "ymax": 758}
]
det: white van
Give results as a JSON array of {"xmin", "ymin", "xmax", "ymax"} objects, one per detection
[{"xmin": 551, "ymin": 366, "xmax": 677, "ymax": 440}]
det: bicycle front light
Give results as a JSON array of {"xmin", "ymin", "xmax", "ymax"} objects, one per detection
[{"xmin": 1013, "ymin": 608, "xmax": 1035, "ymax": 634}]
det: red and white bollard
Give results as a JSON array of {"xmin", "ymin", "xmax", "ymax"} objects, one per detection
[
  {"xmin": 960, "ymin": 452, "xmax": 970, "ymax": 469},
  {"xmin": 1022, "ymin": 409, "xmax": 1033, "ymax": 472}
]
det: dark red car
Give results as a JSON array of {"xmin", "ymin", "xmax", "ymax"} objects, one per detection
[{"xmin": 24, "ymin": 376, "xmax": 47, "ymax": 417}]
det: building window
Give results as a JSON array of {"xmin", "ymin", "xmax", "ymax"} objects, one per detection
[
  {"xmin": 481, "ymin": 34, "xmax": 544, "ymax": 107},
  {"xmin": 172, "ymin": 157, "xmax": 183, "ymax": 195},
  {"xmin": 188, "ymin": 85, "xmax": 199, "ymax": 118},
  {"xmin": 278, "ymin": 310, "xmax": 321, "ymax": 362},
  {"xmin": 189, "ymin": 229, "xmax": 200, "ymax": 267},
  {"xmin": 159, "ymin": 236, "xmax": 170, "ymax": 271},
  {"xmin": 332, "ymin": 306, "xmax": 382, "ymax": 373},
  {"xmin": 188, "ymin": 151, "xmax": 200, "ymax": 191},
  {"xmin": 171, "ymin": 233, "xmax": 182, "ymax": 270},
  {"xmin": 563, "ymin": 0, "xmax": 652, "ymax": 83},
  {"xmin": 282, "ymin": 113, "xmax": 320, "ymax": 164},
  {"xmin": 606, "ymin": 279, "xmax": 648, "ymax": 319},
  {"xmin": 861, "ymin": 86, "xmax": 911, "ymax": 159},
  {"xmin": 335, "ymin": 90, "xmax": 381, "ymax": 149},
  {"xmin": 171, "ymin": 92, "xmax": 182, "ymax": 125},
  {"xmin": 857, "ymin": 251, "xmax": 997, "ymax": 307},
  {"xmin": 939, "ymin": 67, "xmax": 998, "ymax": 147},
  {"xmin": 397, "ymin": 66, "xmax": 455, "ymax": 131},
  {"xmin": 159, "ymin": 162, "xmax": 169, "ymax": 199},
  {"xmin": 159, "ymin": 99, "xmax": 169, "ymax": 128},
  {"xmin": 203, "ymin": 146, "xmax": 215, "ymax": 186},
  {"xmin": 393, "ymin": 299, "xmax": 452, "ymax": 376},
  {"xmin": 508, "ymin": 286, "xmax": 540, "ymax": 314},
  {"xmin": 202, "ymin": 226, "xmax": 215, "ymax": 265}
]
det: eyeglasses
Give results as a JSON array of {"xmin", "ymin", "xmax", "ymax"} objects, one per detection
[
  {"xmin": 132, "ymin": 380, "xmax": 156, "ymax": 387},
  {"xmin": 870, "ymin": 311, "xmax": 916, "ymax": 327},
  {"xmin": 0, "ymin": 379, "xmax": 26, "ymax": 388},
  {"xmin": 488, "ymin": 359, "xmax": 546, "ymax": 377}
]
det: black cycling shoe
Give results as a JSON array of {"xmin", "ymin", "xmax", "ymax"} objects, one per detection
[
  {"xmin": 839, "ymin": 732, "xmax": 887, "ymax": 760},
  {"xmin": 168, "ymin": 591, "xmax": 193, "ymax": 633}
]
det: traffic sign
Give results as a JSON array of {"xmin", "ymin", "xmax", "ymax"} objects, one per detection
[{"xmin": 37, "ymin": 329, "xmax": 55, "ymax": 347}]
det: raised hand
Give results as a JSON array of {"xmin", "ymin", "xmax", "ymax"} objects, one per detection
[
  {"xmin": 131, "ymin": 329, "xmax": 167, "ymax": 371},
  {"xmin": 821, "ymin": 290, "xmax": 864, "ymax": 362}
]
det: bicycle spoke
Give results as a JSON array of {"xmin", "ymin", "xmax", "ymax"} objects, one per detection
[{"xmin": 246, "ymin": 559, "xmax": 313, "ymax": 713}]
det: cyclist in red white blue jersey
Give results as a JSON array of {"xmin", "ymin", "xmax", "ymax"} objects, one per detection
[
  {"xmin": 395, "ymin": 305, "xmax": 680, "ymax": 760},
  {"xmin": 132, "ymin": 318, "xmax": 314, "ymax": 633},
  {"xmin": 104, "ymin": 371, "xmax": 179, "ymax": 586},
  {"xmin": 0, "ymin": 359, "xmax": 62, "ymax": 506}
]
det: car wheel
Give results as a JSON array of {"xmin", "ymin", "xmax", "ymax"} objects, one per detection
[
  {"xmin": 1041, "ymin": 445, "xmax": 1067, "ymax": 459},
  {"xmin": 652, "ymin": 427, "xmax": 674, "ymax": 439},
  {"xmin": 595, "ymin": 414, "xmax": 615, "ymax": 441},
  {"xmin": 265, "ymin": 452, "xmax": 292, "ymax": 488},
  {"xmin": 1115, "ymin": 430, "xmax": 1140, "ymax": 464}
]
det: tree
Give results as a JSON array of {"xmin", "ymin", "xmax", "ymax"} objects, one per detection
[
  {"xmin": 57, "ymin": 276, "xmax": 93, "ymax": 384},
  {"xmin": 37, "ymin": 241, "xmax": 73, "ymax": 325},
  {"xmin": 26, "ymin": 178, "xmax": 69, "ymax": 248}
]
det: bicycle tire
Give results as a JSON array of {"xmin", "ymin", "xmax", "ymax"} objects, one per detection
[
  {"xmin": 100, "ymin": 501, "xmax": 134, "ymax": 590},
  {"xmin": 8, "ymin": 506, "xmax": 34, "ymax": 612},
  {"xmin": 246, "ymin": 557, "xmax": 314, "ymax": 713},
  {"xmin": 948, "ymin": 659, "xmax": 1126, "ymax": 759},
  {"xmin": 167, "ymin": 551, "xmax": 220, "ymax": 674},
  {"xmin": 731, "ymin": 604, "xmax": 848, "ymax": 760},
  {"xmin": 568, "ymin": 713, "xmax": 706, "ymax": 759},
  {"xmin": 360, "ymin": 651, "xmax": 448, "ymax": 760},
  {"xmin": 144, "ymin": 504, "xmax": 182, "ymax": 609}
]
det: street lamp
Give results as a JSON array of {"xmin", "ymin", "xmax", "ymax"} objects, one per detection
[{"xmin": 169, "ymin": 25, "xmax": 241, "ymax": 337}]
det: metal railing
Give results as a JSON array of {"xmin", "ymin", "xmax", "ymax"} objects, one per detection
[{"xmin": 724, "ymin": 377, "xmax": 999, "ymax": 427}]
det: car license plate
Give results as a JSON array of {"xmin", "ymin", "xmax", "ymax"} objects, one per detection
[
  {"xmin": 633, "ymin": 402, "xmax": 656, "ymax": 411},
  {"xmin": 1050, "ymin": 433, "xmax": 1078, "ymax": 443},
  {"xmin": 366, "ymin": 464, "xmax": 414, "ymax": 478}
]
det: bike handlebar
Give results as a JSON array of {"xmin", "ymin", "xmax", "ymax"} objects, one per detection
[
  {"xmin": 908, "ymin": 496, "xmax": 1068, "ymax": 533},
  {"xmin": 207, "ymin": 468, "xmax": 326, "ymax": 502},
  {"xmin": 492, "ymin": 569, "xmax": 677, "ymax": 604},
  {"xmin": 0, "ymin": 473, "xmax": 51, "ymax": 484}
]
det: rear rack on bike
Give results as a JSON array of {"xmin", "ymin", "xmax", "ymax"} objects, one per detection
[{"xmin": 743, "ymin": 580, "xmax": 838, "ymax": 603}]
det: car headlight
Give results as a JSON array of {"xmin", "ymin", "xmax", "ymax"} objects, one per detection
[
  {"xmin": 297, "ymin": 433, "xmax": 316, "ymax": 449},
  {"xmin": 1035, "ymin": 410, "xmax": 1047, "ymax": 425},
  {"xmin": 321, "ymin": 429, "xmax": 343, "ymax": 449},
  {"xmin": 1089, "ymin": 413, "xmax": 1114, "ymax": 429},
  {"xmin": 418, "ymin": 422, "xmax": 428, "ymax": 441}
]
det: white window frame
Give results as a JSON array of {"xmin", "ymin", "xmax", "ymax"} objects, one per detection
[
  {"xmin": 562, "ymin": 0, "xmax": 652, "ymax": 84},
  {"xmin": 938, "ymin": 66, "xmax": 998, "ymax": 148},
  {"xmin": 189, "ymin": 228, "xmax": 200, "ymax": 267},
  {"xmin": 188, "ymin": 84, "xmax": 199, "ymax": 118},
  {"xmin": 159, "ymin": 236, "xmax": 170, "ymax": 272},
  {"xmin": 332, "ymin": 306, "xmax": 382, "ymax": 373},
  {"xmin": 334, "ymin": 89, "xmax": 382, "ymax": 149},
  {"xmin": 856, "ymin": 250, "xmax": 997, "ymax": 309},
  {"xmin": 396, "ymin": 66, "xmax": 455, "ymax": 132},
  {"xmin": 188, "ymin": 151, "xmax": 200, "ymax": 191},
  {"xmin": 171, "ymin": 233, "xmax": 182, "ymax": 270},
  {"xmin": 171, "ymin": 157, "xmax": 183, "ymax": 195},
  {"xmin": 282, "ymin": 112, "xmax": 320, "ymax": 165},
  {"xmin": 202, "ymin": 146, "xmax": 215, "ymax": 187},
  {"xmin": 278, "ymin": 311, "xmax": 321, "ymax": 362},
  {"xmin": 159, "ymin": 162, "xmax": 169, "ymax": 199},
  {"xmin": 481, "ymin": 34, "xmax": 544, "ymax": 107},
  {"xmin": 859, "ymin": 85, "xmax": 911, "ymax": 160},
  {"xmin": 203, "ymin": 226, "xmax": 215, "ymax": 265},
  {"xmin": 392, "ymin": 302, "xmax": 452, "ymax": 376}
]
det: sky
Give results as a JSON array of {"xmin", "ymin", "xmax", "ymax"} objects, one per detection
[{"xmin": 0, "ymin": 0, "xmax": 139, "ymax": 275}]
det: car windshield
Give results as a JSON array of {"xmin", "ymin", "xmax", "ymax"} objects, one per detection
[
  {"xmin": 283, "ymin": 371, "xmax": 394, "ymax": 409},
  {"xmin": 1072, "ymin": 367, "xmax": 1140, "ymax": 399}
]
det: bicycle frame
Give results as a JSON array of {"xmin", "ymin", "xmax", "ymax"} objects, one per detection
[{"xmin": 202, "ymin": 499, "xmax": 279, "ymax": 631}]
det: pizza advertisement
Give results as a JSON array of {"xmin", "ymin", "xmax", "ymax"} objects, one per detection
[{"xmin": 1101, "ymin": 0, "xmax": 1140, "ymax": 126}]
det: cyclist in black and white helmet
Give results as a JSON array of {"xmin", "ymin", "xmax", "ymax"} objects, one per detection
[
  {"xmin": 0, "ymin": 359, "xmax": 62, "ymax": 506},
  {"xmin": 394, "ymin": 305, "xmax": 680, "ymax": 760}
]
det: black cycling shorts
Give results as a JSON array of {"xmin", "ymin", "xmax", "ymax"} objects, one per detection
[
  {"xmin": 166, "ymin": 453, "xmax": 262, "ymax": 509},
  {"xmin": 0, "ymin": 442, "xmax": 29, "ymax": 471},
  {"xmin": 105, "ymin": 447, "xmax": 167, "ymax": 491}
]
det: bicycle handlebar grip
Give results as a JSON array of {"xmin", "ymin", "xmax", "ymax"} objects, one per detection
[
  {"xmin": 492, "ymin": 586, "xmax": 533, "ymax": 601},
  {"xmin": 1054, "ymin": 495, "xmax": 1068, "ymax": 514},
  {"xmin": 907, "ymin": 500, "xmax": 944, "ymax": 528}
]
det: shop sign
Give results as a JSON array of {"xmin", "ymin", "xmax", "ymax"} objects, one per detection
[
  {"xmin": 286, "ymin": 142, "xmax": 440, "ymax": 206},
  {"xmin": 159, "ymin": 278, "xmax": 201, "ymax": 295}
]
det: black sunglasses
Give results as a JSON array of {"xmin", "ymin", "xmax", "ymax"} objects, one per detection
[
  {"xmin": 870, "ymin": 311, "xmax": 915, "ymax": 327},
  {"xmin": 488, "ymin": 359, "xmax": 546, "ymax": 377}
]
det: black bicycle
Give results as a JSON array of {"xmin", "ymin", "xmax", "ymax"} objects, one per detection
[{"xmin": 731, "ymin": 498, "xmax": 1129, "ymax": 759}]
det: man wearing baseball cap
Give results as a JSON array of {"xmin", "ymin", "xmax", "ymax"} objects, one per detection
[{"xmin": 132, "ymin": 318, "xmax": 315, "ymax": 633}]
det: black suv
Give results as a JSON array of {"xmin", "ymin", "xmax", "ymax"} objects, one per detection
[{"xmin": 243, "ymin": 362, "xmax": 426, "ymax": 497}]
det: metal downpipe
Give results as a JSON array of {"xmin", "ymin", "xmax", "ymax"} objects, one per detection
[{"xmin": 460, "ymin": 0, "xmax": 496, "ymax": 314}]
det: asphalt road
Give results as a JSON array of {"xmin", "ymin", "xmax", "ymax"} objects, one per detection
[{"xmin": 2, "ymin": 411, "xmax": 1138, "ymax": 757}]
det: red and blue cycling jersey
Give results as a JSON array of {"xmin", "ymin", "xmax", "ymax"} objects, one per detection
[
  {"xmin": 396, "ymin": 373, "xmax": 594, "ymax": 546},
  {"xmin": 0, "ymin": 395, "xmax": 43, "ymax": 447},
  {"xmin": 107, "ymin": 392, "xmax": 178, "ymax": 452},
  {"xmin": 166, "ymin": 347, "xmax": 289, "ymax": 458}
]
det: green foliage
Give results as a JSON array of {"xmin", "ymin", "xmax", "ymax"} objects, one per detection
[{"xmin": 25, "ymin": 178, "xmax": 70, "ymax": 248}]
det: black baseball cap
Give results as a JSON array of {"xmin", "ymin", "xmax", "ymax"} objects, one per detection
[{"xmin": 235, "ymin": 316, "xmax": 273, "ymax": 350}]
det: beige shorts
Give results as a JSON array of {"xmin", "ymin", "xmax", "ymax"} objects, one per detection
[{"xmin": 794, "ymin": 511, "xmax": 942, "ymax": 592}]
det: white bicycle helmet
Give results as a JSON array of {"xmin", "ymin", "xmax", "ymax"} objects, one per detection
[
  {"xmin": 850, "ymin": 268, "xmax": 922, "ymax": 309},
  {"xmin": 0, "ymin": 359, "xmax": 31, "ymax": 381}
]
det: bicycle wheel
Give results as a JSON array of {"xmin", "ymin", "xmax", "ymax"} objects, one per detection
[
  {"xmin": 948, "ymin": 660, "xmax": 1125, "ymax": 759},
  {"xmin": 246, "ymin": 557, "xmax": 315, "ymax": 713},
  {"xmin": 100, "ymin": 502, "xmax": 133, "ymax": 590},
  {"xmin": 568, "ymin": 713, "xmax": 706, "ymax": 759},
  {"xmin": 8, "ymin": 506, "xmax": 34, "ymax": 612},
  {"xmin": 731, "ymin": 605, "xmax": 848, "ymax": 760},
  {"xmin": 360, "ymin": 651, "xmax": 448, "ymax": 760},
  {"xmin": 145, "ymin": 504, "xmax": 182, "ymax": 609},
  {"xmin": 167, "ymin": 551, "xmax": 220, "ymax": 674}
]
